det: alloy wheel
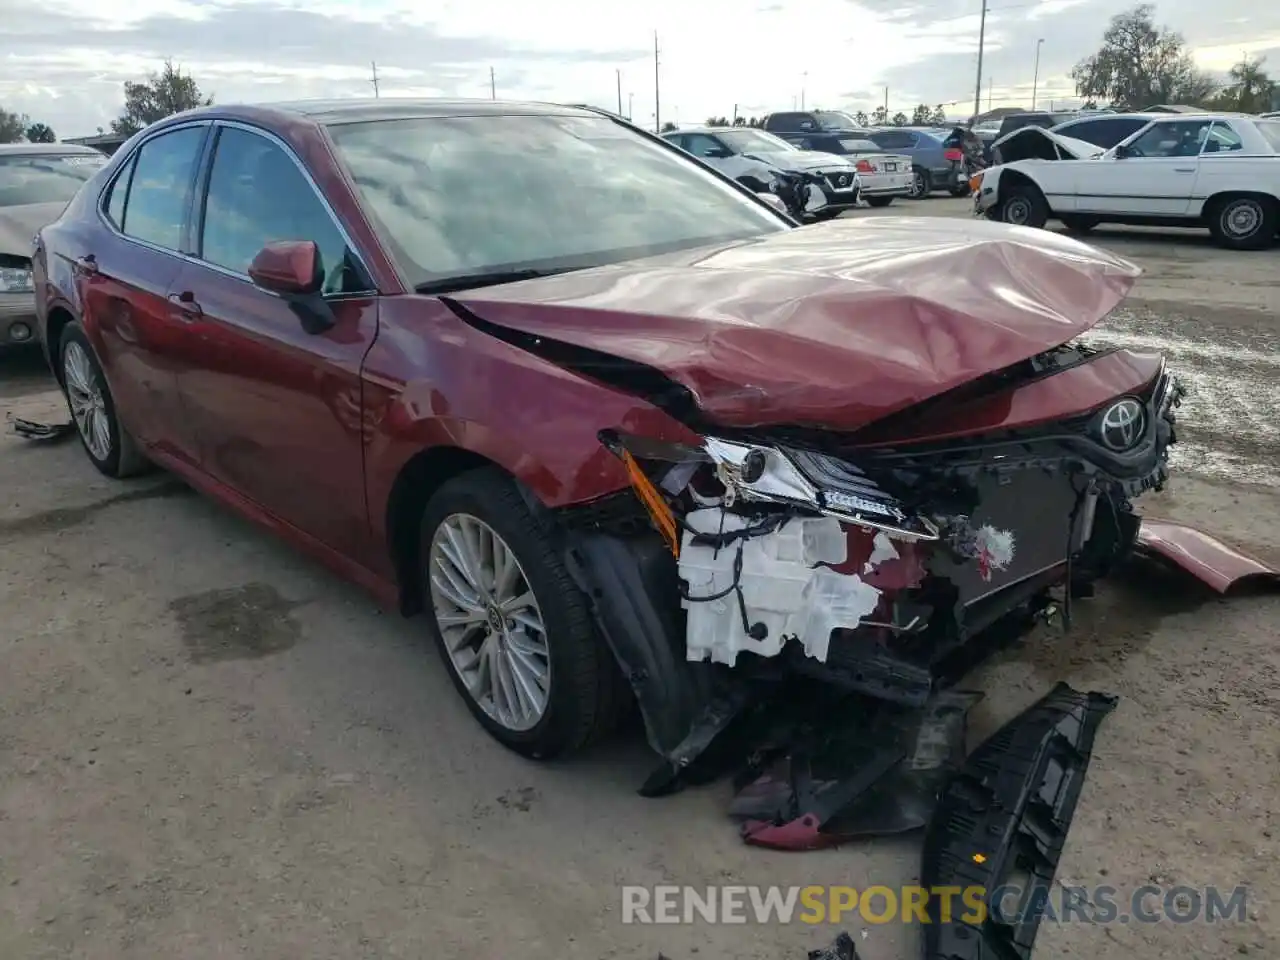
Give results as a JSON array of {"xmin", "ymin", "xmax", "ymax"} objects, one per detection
[
  {"xmin": 909, "ymin": 170, "xmax": 927, "ymax": 199},
  {"xmin": 428, "ymin": 513, "xmax": 551, "ymax": 732},
  {"xmin": 63, "ymin": 341, "xmax": 112, "ymax": 462}
]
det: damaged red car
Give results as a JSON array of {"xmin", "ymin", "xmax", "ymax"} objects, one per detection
[{"xmin": 33, "ymin": 99, "xmax": 1186, "ymax": 763}]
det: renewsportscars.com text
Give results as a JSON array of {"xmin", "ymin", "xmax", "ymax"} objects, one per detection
[{"xmin": 620, "ymin": 884, "xmax": 1249, "ymax": 925}]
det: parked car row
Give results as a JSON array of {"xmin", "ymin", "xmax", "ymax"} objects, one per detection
[{"xmin": 973, "ymin": 111, "xmax": 1280, "ymax": 249}]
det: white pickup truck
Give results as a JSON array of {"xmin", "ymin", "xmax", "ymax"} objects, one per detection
[{"xmin": 972, "ymin": 113, "xmax": 1280, "ymax": 249}]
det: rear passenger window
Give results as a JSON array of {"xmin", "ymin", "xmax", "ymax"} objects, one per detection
[
  {"xmin": 103, "ymin": 154, "xmax": 135, "ymax": 228},
  {"xmin": 1202, "ymin": 123, "xmax": 1243, "ymax": 154},
  {"xmin": 120, "ymin": 126, "xmax": 205, "ymax": 251}
]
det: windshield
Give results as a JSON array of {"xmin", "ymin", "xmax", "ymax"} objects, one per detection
[
  {"xmin": 717, "ymin": 129, "xmax": 794, "ymax": 153},
  {"xmin": 328, "ymin": 115, "xmax": 787, "ymax": 289},
  {"xmin": 1257, "ymin": 121, "xmax": 1280, "ymax": 153},
  {"xmin": 814, "ymin": 111, "xmax": 860, "ymax": 129},
  {"xmin": 0, "ymin": 152, "xmax": 105, "ymax": 207}
]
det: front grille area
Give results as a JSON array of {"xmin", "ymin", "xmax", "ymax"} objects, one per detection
[{"xmin": 826, "ymin": 171, "xmax": 856, "ymax": 190}]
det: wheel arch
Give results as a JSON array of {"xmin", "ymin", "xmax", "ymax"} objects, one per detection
[
  {"xmin": 998, "ymin": 168, "xmax": 1051, "ymax": 211},
  {"xmin": 44, "ymin": 305, "xmax": 77, "ymax": 386},
  {"xmin": 384, "ymin": 444, "xmax": 511, "ymax": 616},
  {"xmin": 1202, "ymin": 189, "xmax": 1280, "ymax": 219}
]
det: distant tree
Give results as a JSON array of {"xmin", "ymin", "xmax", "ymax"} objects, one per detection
[
  {"xmin": 871, "ymin": 106, "xmax": 887, "ymax": 125},
  {"xmin": 1070, "ymin": 5, "xmax": 1216, "ymax": 109},
  {"xmin": 111, "ymin": 59, "xmax": 213, "ymax": 137},
  {"xmin": 660, "ymin": 121, "xmax": 677, "ymax": 133},
  {"xmin": 930, "ymin": 105, "xmax": 947, "ymax": 125},
  {"xmin": 854, "ymin": 110, "xmax": 868, "ymax": 125},
  {"xmin": 748, "ymin": 116, "xmax": 763, "ymax": 127},
  {"xmin": 732, "ymin": 115, "xmax": 747, "ymax": 126},
  {"xmin": 891, "ymin": 111, "xmax": 909, "ymax": 126},
  {"xmin": 705, "ymin": 116, "xmax": 730, "ymax": 127},
  {"xmin": 0, "ymin": 107, "xmax": 26, "ymax": 143},
  {"xmin": 911, "ymin": 103, "xmax": 933, "ymax": 125},
  {"xmin": 1215, "ymin": 56, "xmax": 1275, "ymax": 113},
  {"xmin": 25, "ymin": 122, "xmax": 56, "ymax": 143}
]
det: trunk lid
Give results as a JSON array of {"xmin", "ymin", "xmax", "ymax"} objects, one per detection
[{"xmin": 449, "ymin": 217, "xmax": 1141, "ymax": 432}]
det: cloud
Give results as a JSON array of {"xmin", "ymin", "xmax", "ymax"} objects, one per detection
[{"xmin": 0, "ymin": 0, "xmax": 1276, "ymax": 137}]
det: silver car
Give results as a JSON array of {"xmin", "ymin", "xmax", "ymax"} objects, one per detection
[{"xmin": 0, "ymin": 143, "xmax": 108, "ymax": 350}]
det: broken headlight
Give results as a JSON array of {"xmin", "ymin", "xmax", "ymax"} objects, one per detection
[
  {"xmin": 0, "ymin": 264, "xmax": 34, "ymax": 294},
  {"xmin": 703, "ymin": 438, "xmax": 938, "ymax": 542}
]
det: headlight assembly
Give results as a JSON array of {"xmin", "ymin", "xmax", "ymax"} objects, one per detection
[{"xmin": 0, "ymin": 265, "xmax": 34, "ymax": 294}]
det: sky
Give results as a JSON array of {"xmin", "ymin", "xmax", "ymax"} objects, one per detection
[{"xmin": 1, "ymin": 0, "xmax": 1278, "ymax": 138}]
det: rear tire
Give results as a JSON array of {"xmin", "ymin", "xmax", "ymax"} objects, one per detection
[
  {"xmin": 950, "ymin": 185, "xmax": 970, "ymax": 197},
  {"xmin": 907, "ymin": 166, "xmax": 931, "ymax": 199},
  {"xmin": 58, "ymin": 322, "xmax": 150, "ymax": 479},
  {"xmin": 866, "ymin": 196, "xmax": 895, "ymax": 208},
  {"xmin": 419, "ymin": 468, "xmax": 626, "ymax": 759},
  {"xmin": 997, "ymin": 184, "xmax": 1049, "ymax": 229},
  {"xmin": 1206, "ymin": 195, "xmax": 1277, "ymax": 250}
]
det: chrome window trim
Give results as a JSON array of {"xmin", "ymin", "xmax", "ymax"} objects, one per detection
[{"xmin": 95, "ymin": 118, "xmax": 378, "ymax": 299}]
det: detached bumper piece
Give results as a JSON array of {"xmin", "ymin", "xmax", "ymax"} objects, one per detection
[
  {"xmin": 1134, "ymin": 518, "xmax": 1280, "ymax": 594},
  {"xmin": 7, "ymin": 415, "xmax": 75, "ymax": 443},
  {"xmin": 920, "ymin": 681, "xmax": 1118, "ymax": 960},
  {"xmin": 732, "ymin": 690, "xmax": 982, "ymax": 850}
]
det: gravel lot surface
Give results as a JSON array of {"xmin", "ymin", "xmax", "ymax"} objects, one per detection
[{"xmin": 2, "ymin": 199, "xmax": 1277, "ymax": 960}]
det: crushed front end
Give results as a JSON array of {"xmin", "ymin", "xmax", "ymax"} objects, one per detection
[{"xmin": 560, "ymin": 341, "xmax": 1183, "ymax": 773}]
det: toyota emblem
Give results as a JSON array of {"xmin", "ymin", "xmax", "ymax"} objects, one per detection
[{"xmin": 1099, "ymin": 399, "xmax": 1146, "ymax": 451}]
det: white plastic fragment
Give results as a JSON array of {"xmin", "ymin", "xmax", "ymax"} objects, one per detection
[
  {"xmin": 862, "ymin": 530, "xmax": 900, "ymax": 574},
  {"xmin": 679, "ymin": 508, "xmax": 881, "ymax": 667}
]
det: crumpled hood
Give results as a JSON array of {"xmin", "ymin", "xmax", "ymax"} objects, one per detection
[
  {"xmin": 745, "ymin": 150, "xmax": 856, "ymax": 172},
  {"xmin": 993, "ymin": 126, "xmax": 1105, "ymax": 161},
  {"xmin": 0, "ymin": 201, "xmax": 66, "ymax": 257},
  {"xmin": 451, "ymin": 216, "xmax": 1142, "ymax": 432}
]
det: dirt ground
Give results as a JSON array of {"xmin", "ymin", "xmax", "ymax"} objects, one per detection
[{"xmin": 2, "ymin": 200, "xmax": 1277, "ymax": 960}]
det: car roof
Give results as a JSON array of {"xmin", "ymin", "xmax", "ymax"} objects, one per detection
[
  {"xmin": 0, "ymin": 142, "xmax": 106, "ymax": 157},
  {"xmin": 161, "ymin": 97, "xmax": 602, "ymax": 128},
  {"xmin": 1056, "ymin": 111, "xmax": 1253, "ymax": 125}
]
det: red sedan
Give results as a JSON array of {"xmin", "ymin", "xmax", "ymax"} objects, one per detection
[{"xmin": 34, "ymin": 99, "xmax": 1185, "ymax": 762}]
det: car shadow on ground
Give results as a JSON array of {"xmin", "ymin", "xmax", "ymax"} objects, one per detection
[{"xmin": 0, "ymin": 345, "xmax": 54, "ymax": 400}]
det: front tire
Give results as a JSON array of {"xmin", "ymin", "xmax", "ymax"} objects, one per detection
[
  {"xmin": 58, "ymin": 322, "xmax": 149, "ymax": 478},
  {"xmin": 865, "ymin": 196, "xmax": 895, "ymax": 208},
  {"xmin": 998, "ymin": 185, "xmax": 1049, "ymax": 228},
  {"xmin": 1206, "ymin": 196, "xmax": 1277, "ymax": 250},
  {"xmin": 419, "ymin": 468, "xmax": 624, "ymax": 759}
]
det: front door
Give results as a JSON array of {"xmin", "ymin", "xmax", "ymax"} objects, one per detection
[
  {"xmin": 1075, "ymin": 119, "xmax": 1209, "ymax": 217},
  {"xmin": 172, "ymin": 122, "xmax": 380, "ymax": 563},
  {"xmin": 80, "ymin": 123, "xmax": 210, "ymax": 465}
]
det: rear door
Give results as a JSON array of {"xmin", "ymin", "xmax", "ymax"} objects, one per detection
[
  {"xmin": 80, "ymin": 123, "xmax": 210, "ymax": 464},
  {"xmin": 170, "ymin": 122, "xmax": 381, "ymax": 561},
  {"xmin": 1187, "ymin": 121, "xmax": 1249, "ymax": 217}
]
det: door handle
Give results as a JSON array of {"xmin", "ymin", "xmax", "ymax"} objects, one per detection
[
  {"xmin": 168, "ymin": 291, "xmax": 203, "ymax": 320},
  {"xmin": 74, "ymin": 254, "xmax": 98, "ymax": 275},
  {"xmin": 1173, "ymin": 167, "xmax": 1196, "ymax": 173}
]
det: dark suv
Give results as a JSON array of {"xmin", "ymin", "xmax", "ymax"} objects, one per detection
[{"xmin": 761, "ymin": 111, "xmax": 865, "ymax": 135}]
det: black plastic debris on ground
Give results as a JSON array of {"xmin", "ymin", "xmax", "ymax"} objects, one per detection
[
  {"xmin": 808, "ymin": 930, "xmax": 859, "ymax": 960},
  {"xmin": 920, "ymin": 681, "xmax": 1118, "ymax": 960},
  {"xmin": 8, "ymin": 416, "xmax": 75, "ymax": 443}
]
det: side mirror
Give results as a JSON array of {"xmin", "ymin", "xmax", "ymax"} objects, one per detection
[
  {"xmin": 1113, "ymin": 144, "xmax": 1129, "ymax": 159},
  {"xmin": 248, "ymin": 240, "xmax": 335, "ymax": 335},
  {"xmin": 248, "ymin": 240, "xmax": 322, "ymax": 295}
]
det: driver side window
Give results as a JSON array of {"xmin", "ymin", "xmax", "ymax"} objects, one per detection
[
  {"xmin": 198, "ymin": 126, "xmax": 365, "ymax": 294},
  {"xmin": 1125, "ymin": 120, "xmax": 1213, "ymax": 158}
]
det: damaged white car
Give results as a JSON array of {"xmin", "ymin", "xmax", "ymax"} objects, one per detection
[{"xmin": 972, "ymin": 113, "xmax": 1280, "ymax": 249}]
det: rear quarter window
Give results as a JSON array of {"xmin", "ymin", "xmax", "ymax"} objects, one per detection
[{"xmin": 1257, "ymin": 122, "xmax": 1280, "ymax": 152}]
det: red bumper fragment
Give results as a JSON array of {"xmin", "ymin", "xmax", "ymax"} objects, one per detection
[{"xmin": 1135, "ymin": 518, "xmax": 1280, "ymax": 594}]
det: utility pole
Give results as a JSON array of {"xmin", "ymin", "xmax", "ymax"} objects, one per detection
[
  {"xmin": 971, "ymin": 0, "xmax": 988, "ymax": 126},
  {"xmin": 1031, "ymin": 38, "xmax": 1044, "ymax": 109},
  {"xmin": 801, "ymin": 72, "xmax": 807, "ymax": 111},
  {"xmin": 628, "ymin": 92, "xmax": 634, "ymax": 120},
  {"xmin": 988, "ymin": 77, "xmax": 993, "ymax": 111},
  {"xmin": 616, "ymin": 69, "xmax": 623, "ymax": 115},
  {"xmin": 370, "ymin": 61, "xmax": 380, "ymax": 98},
  {"xmin": 490, "ymin": 67, "xmax": 496, "ymax": 100},
  {"xmin": 884, "ymin": 86, "xmax": 889, "ymax": 117},
  {"xmin": 653, "ymin": 31, "xmax": 661, "ymax": 133}
]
